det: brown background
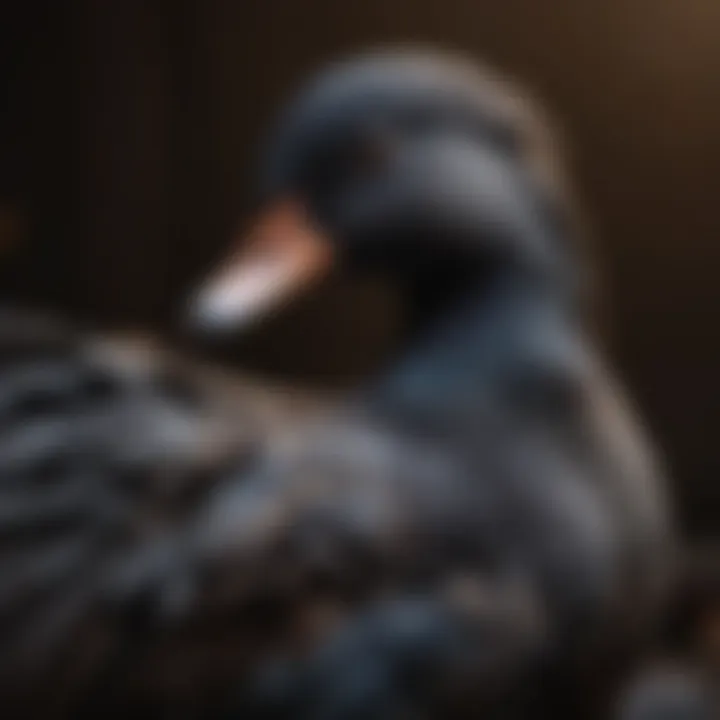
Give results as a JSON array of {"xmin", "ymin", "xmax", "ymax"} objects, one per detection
[{"xmin": 0, "ymin": 0, "xmax": 718, "ymax": 536}]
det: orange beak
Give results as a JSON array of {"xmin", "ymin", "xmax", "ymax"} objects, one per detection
[{"xmin": 189, "ymin": 201, "xmax": 333, "ymax": 333}]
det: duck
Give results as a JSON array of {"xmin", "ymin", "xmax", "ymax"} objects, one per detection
[
  {"xmin": 0, "ymin": 50, "xmax": 674, "ymax": 720},
  {"xmin": 183, "ymin": 49, "xmax": 673, "ymax": 718}
]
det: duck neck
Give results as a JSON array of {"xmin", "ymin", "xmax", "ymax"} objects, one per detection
[{"xmin": 365, "ymin": 270, "xmax": 584, "ymax": 434}]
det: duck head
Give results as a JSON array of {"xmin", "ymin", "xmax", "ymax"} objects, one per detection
[{"xmin": 190, "ymin": 50, "xmax": 583, "ymax": 344}]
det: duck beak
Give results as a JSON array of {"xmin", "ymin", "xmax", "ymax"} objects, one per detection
[{"xmin": 188, "ymin": 201, "xmax": 334, "ymax": 334}]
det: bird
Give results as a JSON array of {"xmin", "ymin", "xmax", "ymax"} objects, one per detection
[
  {"xmin": 185, "ymin": 49, "xmax": 674, "ymax": 718},
  {"xmin": 0, "ymin": 49, "xmax": 674, "ymax": 720}
]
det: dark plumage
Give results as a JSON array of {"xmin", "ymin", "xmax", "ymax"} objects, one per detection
[{"xmin": 0, "ymin": 50, "xmax": 676, "ymax": 719}]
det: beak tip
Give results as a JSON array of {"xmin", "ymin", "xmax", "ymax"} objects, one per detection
[{"xmin": 184, "ymin": 295, "xmax": 244, "ymax": 338}]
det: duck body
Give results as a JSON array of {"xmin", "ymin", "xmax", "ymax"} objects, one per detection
[
  {"xmin": 0, "ymin": 301, "xmax": 670, "ymax": 719},
  {"xmin": 192, "ymin": 281, "xmax": 668, "ymax": 720}
]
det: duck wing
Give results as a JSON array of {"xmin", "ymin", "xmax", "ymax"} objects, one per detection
[{"xmin": 0, "ymin": 308, "xmax": 325, "ymax": 718}]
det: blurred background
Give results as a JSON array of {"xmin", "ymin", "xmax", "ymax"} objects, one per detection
[{"xmin": 0, "ymin": 0, "xmax": 717, "ymax": 538}]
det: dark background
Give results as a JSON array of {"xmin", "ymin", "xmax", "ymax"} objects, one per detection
[{"xmin": 0, "ymin": 1, "xmax": 717, "ymax": 536}]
